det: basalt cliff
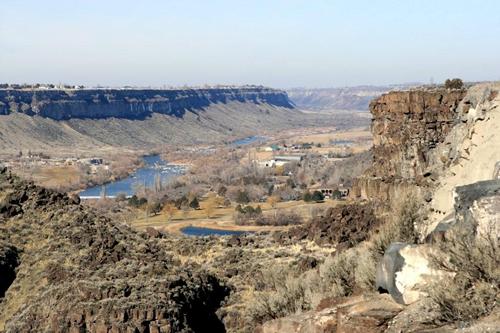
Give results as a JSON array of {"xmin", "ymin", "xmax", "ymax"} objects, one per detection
[
  {"xmin": 0, "ymin": 87, "xmax": 363, "ymax": 155},
  {"xmin": 353, "ymin": 84, "xmax": 500, "ymax": 216},
  {"xmin": 0, "ymin": 87, "xmax": 293, "ymax": 120}
]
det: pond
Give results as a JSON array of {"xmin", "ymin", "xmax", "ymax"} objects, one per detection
[
  {"xmin": 181, "ymin": 226, "xmax": 250, "ymax": 237},
  {"xmin": 79, "ymin": 155, "xmax": 185, "ymax": 198}
]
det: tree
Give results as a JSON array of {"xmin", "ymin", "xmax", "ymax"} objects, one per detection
[
  {"xmin": 444, "ymin": 78, "xmax": 464, "ymax": 89},
  {"xmin": 303, "ymin": 191, "xmax": 313, "ymax": 202},
  {"xmin": 148, "ymin": 201, "xmax": 162, "ymax": 216},
  {"xmin": 311, "ymin": 190, "xmax": 325, "ymax": 202},
  {"xmin": 189, "ymin": 197, "xmax": 200, "ymax": 210},
  {"xmin": 162, "ymin": 202, "xmax": 177, "ymax": 222},
  {"xmin": 267, "ymin": 195, "xmax": 280, "ymax": 208},
  {"xmin": 331, "ymin": 190, "xmax": 342, "ymax": 200},
  {"xmin": 204, "ymin": 195, "xmax": 218, "ymax": 218},
  {"xmin": 217, "ymin": 185, "xmax": 227, "ymax": 196},
  {"xmin": 236, "ymin": 190, "xmax": 250, "ymax": 204}
]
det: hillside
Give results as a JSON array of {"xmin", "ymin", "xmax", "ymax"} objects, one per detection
[{"xmin": 0, "ymin": 87, "xmax": 364, "ymax": 156}]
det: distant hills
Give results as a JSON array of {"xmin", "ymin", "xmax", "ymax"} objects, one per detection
[{"xmin": 287, "ymin": 84, "xmax": 418, "ymax": 111}]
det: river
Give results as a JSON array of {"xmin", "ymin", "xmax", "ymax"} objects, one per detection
[{"xmin": 79, "ymin": 155, "xmax": 185, "ymax": 198}]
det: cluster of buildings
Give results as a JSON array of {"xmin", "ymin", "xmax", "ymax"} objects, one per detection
[
  {"xmin": 4, "ymin": 154, "xmax": 108, "ymax": 175},
  {"xmin": 256, "ymin": 155, "xmax": 303, "ymax": 168}
]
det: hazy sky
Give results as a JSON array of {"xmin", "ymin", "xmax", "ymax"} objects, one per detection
[{"xmin": 1, "ymin": 0, "xmax": 500, "ymax": 88}]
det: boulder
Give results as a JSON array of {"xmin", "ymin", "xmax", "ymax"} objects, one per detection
[
  {"xmin": 376, "ymin": 243, "xmax": 448, "ymax": 305},
  {"xmin": 454, "ymin": 180, "xmax": 500, "ymax": 240}
]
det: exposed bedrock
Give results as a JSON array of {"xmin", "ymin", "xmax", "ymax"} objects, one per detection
[
  {"xmin": 0, "ymin": 87, "xmax": 294, "ymax": 120},
  {"xmin": 352, "ymin": 88, "xmax": 467, "ymax": 204}
]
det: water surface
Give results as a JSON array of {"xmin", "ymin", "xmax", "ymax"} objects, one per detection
[
  {"xmin": 181, "ymin": 226, "xmax": 249, "ymax": 237},
  {"xmin": 79, "ymin": 155, "xmax": 185, "ymax": 198}
]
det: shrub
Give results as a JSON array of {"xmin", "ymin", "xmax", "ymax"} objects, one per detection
[
  {"xmin": 428, "ymin": 229, "xmax": 499, "ymax": 323},
  {"xmin": 128, "ymin": 195, "xmax": 147, "ymax": 208},
  {"xmin": 115, "ymin": 193, "xmax": 128, "ymax": 202},
  {"xmin": 234, "ymin": 205, "xmax": 263, "ymax": 225},
  {"xmin": 247, "ymin": 247, "xmax": 375, "ymax": 324},
  {"xmin": 444, "ymin": 78, "xmax": 464, "ymax": 89},
  {"xmin": 148, "ymin": 201, "xmax": 162, "ymax": 216},
  {"xmin": 236, "ymin": 190, "xmax": 250, "ymax": 204},
  {"xmin": 189, "ymin": 197, "xmax": 200, "ymax": 210},
  {"xmin": 303, "ymin": 191, "xmax": 312, "ymax": 202},
  {"xmin": 254, "ymin": 210, "xmax": 303, "ymax": 226},
  {"xmin": 311, "ymin": 190, "xmax": 324, "ymax": 202},
  {"xmin": 370, "ymin": 195, "xmax": 422, "ymax": 257}
]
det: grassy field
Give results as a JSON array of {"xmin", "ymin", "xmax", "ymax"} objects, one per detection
[
  {"xmin": 14, "ymin": 166, "xmax": 81, "ymax": 190},
  {"xmin": 131, "ymin": 198, "xmax": 344, "ymax": 234},
  {"xmin": 248, "ymin": 127, "xmax": 372, "ymax": 162}
]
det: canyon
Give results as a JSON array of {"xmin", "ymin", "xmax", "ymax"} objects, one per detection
[{"xmin": 0, "ymin": 83, "xmax": 498, "ymax": 332}]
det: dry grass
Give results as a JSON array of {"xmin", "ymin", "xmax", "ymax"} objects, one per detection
[
  {"xmin": 15, "ymin": 166, "xmax": 81, "ymax": 190},
  {"xmin": 130, "ymin": 198, "xmax": 341, "ymax": 233}
]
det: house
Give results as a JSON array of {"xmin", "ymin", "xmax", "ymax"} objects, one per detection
[
  {"xmin": 273, "ymin": 155, "xmax": 303, "ymax": 163},
  {"xmin": 257, "ymin": 159, "xmax": 288, "ymax": 168}
]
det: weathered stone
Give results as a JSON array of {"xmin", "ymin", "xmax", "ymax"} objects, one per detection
[
  {"xmin": 376, "ymin": 243, "xmax": 448, "ymax": 305},
  {"xmin": 259, "ymin": 294, "xmax": 403, "ymax": 333}
]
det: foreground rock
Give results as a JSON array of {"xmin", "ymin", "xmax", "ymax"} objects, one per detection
[
  {"xmin": 258, "ymin": 294, "xmax": 403, "ymax": 333},
  {"xmin": 375, "ymin": 243, "xmax": 449, "ymax": 305},
  {"xmin": 0, "ymin": 168, "xmax": 229, "ymax": 332}
]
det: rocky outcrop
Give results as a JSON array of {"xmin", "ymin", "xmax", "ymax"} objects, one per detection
[
  {"xmin": 0, "ymin": 168, "xmax": 229, "ymax": 332},
  {"xmin": 352, "ymin": 89, "xmax": 467, "ymax": 204},
  {"xmin": 276, "ymin": 203, "xmax": 379, "ymax": 248},
  {"xmin": 370, "ymin": 89, "xmax": 466, "ymax": 180},
  {"xmin": 0, "ymin": 87, "xmax": 293, "ymax": 120}
]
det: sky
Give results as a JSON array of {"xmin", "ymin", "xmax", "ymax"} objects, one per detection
[{"xmin": 1, "ymin": 0, "xmax": 500, "ymax": 88}]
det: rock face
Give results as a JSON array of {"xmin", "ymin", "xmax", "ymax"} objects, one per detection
[
  {"xmin": 453, "ymin": 180, "xmax": 500, "ymax": 237},
  {"xmin": 0, "ymin": 87, "xmax": 293, "ymax": 120},
  {"xmin": 0, "ymin": 168, "xmax": 229, "ymax": 332},
  {"xmin": 370, "ymin": 89, "xmax": 466, "ymax": 180},
  {"xmin": 352, "ymin": 89, "xmax": 466, "ymax": 203}
]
